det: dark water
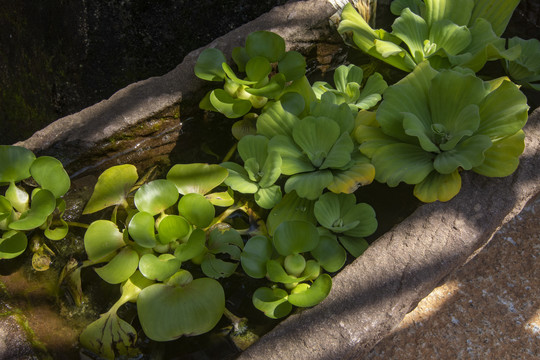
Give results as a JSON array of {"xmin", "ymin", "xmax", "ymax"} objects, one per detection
[{"xmin": 0, "ymin": 0, "xmax": 291, "ymax": 145}]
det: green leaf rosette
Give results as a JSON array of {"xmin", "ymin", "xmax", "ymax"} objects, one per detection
[{"xmin": 356, "ymin": 61, "xmax": 528, "ymax": 202}]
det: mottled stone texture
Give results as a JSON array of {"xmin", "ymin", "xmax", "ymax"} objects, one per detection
[{"xmin": 238, "ymin": 109, "xmax": 540, "ymax": 360}]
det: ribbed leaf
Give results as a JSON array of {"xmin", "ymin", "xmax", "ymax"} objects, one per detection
[{"xmin": 413, "ymin": 170, "xmax": 462, "ymax": 202}]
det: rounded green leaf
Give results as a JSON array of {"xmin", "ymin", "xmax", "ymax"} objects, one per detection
[
  {"xmin": 266, "ymin": 259, "xmax": 307, "ymax": 284},
  {"xmin": 134, "ymin": 179, "xmax": 179, "ymax": 215},
  {"xmin": 287, "ymin": 274, "xmax": 332, "ymax": 307},
  {"xmin": 266, "ymin": 191, "xmax": 317, "ymax": 236},
  {"xmin": 178, "ymin": 193, "xmax": 215, "ymax": 228},
  {"xmin": 30, "ymin": 156, "xmax": 70, "ymax": 197},
  {"xmin": 194, "ymin": 48, "xmax": 227, "ymax": 81},
  {"xmin": 278, "ymin": 51, "xmax": 306, "ymax": 81},
  {"xmin": 205, "ymin": 189, "xmax": 235, "ymax": 207},
  {"xmin": 167, "ymin": 163, "xmax": 229, "ymax": 195},
  {"xmin": 473, "ymin": 130, "xmax": 525, "ymax": 177},
  {"xmin": 246, "ymin": 56, "xmax": 272, "ymax": 82},
  {"xmin": 139, "ymin": 253, "xmax": 182, "ymax": 282},
  {"xmin": 252, "ymin": 287, "xmax": 292, "ymax": 319},
  {"xmin": 5, "ymin": 182, "xmax": 29, "ymax": 213},
  {"xmin": 173, "ymin": 228, "xmax": 206, "ymax": 262},
  {"xmin": 273, "ymin": 220, "xmax": 319, "ymax": 256},
  {"xmin": 232, "ymin": 46, "xmax": 250, "ymax": 72},
  {"xmin": 338, "ymin": 235, "xmax": 369, "ymax": 257},
  {"xmin": 342, "ymin": 203, "xmax": 378, "ymax": 238},
  {"xmin": 9, "ymin": 189, "xmax": 56, "ymax": 231},
  {"xmin": 284, "ymin": 170, "xmax": 334, "ymax": 200},
  {"xmin": 413, "ymin": 169, "xmax": 462, "ymax": 203},
  {"xmin": 201, "ymin": 254, "xmax": 238, "ymax": 279},
  {"xmin": 279, "ymin": 92, "xmax": 305, "ymax": 116},
  {"xmin": 210, "ymin": 89, "xmax": 252, "ymax": 119},
  {"xmin": 311, "ymin": 231, "xmax": 347, "ymax": 273},
  {"xmin": 94, "ymin": 247, "xmax": 139, "ymax": 284},
  {"xmin": 241, "ymin": 235, "xmax": 273, "ymax": 279},
  {"xmin": 284, "ymin": 254, "xmax": 306, "ymax": 277},
  {"xmin": 83, "ymin": 164, "xmax": 138, "ymax": 214},
  {"xmin": 128, "ymin": 211, "xmax": 157, "ymax": 248},
  {"xmin": 137, "ymin": 277, "xmax": 225, "ymax": 341},
  {"xmin": 44, "ymin": 218, "xmax": 69, "ymax": 241},
  {"xmin": 157, "ymin": 215, "xmax": 191, "ymax": 245},
  {"xmin": 254, "ymin": 185, "xmax": 282, "ymax": 210},
  {"xmin": 245, "ymin": 31, "xmax": 285, "ymax": 62},
  {"xmin": 0, "ymin": 195, "xmax": 13, "ymax": 223},
  {"xmin": 0, "ymin": 230, "xmax": 28, "ymax": 259},
  {"xmin": 84, "ymin": 220, "xmax": 126, "ymax": 262},
  {"xmin": 0, "ymin": 145, "xmax": 35, "ymax": 183}
]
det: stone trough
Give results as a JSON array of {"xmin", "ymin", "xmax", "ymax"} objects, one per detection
[{"xmin": 12, "ymin": 0, "xmax": 540, "ymax": 359}]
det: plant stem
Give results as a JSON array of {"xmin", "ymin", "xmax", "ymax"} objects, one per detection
[
  {"xmin": 66, "ymin": 221, "xmax": 89, "ymax": 229},
  {"xmin": 222, "ymin": 143, "xmax": 238, "ymax": 163}
]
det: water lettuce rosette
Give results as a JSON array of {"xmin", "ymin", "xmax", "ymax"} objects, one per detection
[{"xmin": 355, "ymin": 61, "xmax": 528, "ymax": 202}]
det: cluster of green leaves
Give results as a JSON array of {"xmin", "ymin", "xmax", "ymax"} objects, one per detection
[
  {"xmin": 338, "ymin": 0, "xmax": 522, "ymax": 72},
  {"xmin": 195, "ymin": 31, "xmax": 309, "ymax": 120},
  {"xmin": 0, "ymin": 145, "xmax": 70, "ymax": 268}
]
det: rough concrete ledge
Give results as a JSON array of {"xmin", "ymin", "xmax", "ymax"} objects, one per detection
[
  {"xmin": 16, "ymin": 0, "xmax": 337, "ymax": 161},
  {"xmin": 238, "ymin": 109, "xmax": 540, "ymax": 360}
]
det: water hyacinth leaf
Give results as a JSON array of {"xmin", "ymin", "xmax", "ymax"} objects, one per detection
[
  {"xmin": 157, "ymin": 215, "xmax": 191, "ymax": 244},
  {"xmin": 311, "ymin": 231, "xmax": 347, "ymax": 273},
  {"xmin": 201, "ymin": 254, "xmax": 238, "ymax": 279},
  {"xmin": 283, "ymin": 253, "xmax": 306, "ymax": 277},
  {"xmin": 293, "ymin": 116, "xmax": 340, "ymax": 168},
  {"xmin": 342, "ymin": 203, "xmax": 378, "ymax": 238},
  {"xmin": 327, "ymin": 153, "xmax": 375, "ymax": 194},
  {"xmin": 284, "ymin": 170, "xmax": 334, "ymax": 200},
  {"xmin": 273, "ymin": 220, "xmax": 319, "ymax": 256},
  {"xmin": 134, "ymin": 179, "xmax": 179, "ymax": 216},
  {"xmin": 390, "ymin": 0, "xmax": 425, "ymax": 16},
  {"xmin": 266, "ymin": 191, "xmax": 316, "ymax": 236},
  {"xmin": 194, "ymin": 48, "xmax": 227, "ymax": 81},
  {"xmin": 232, "ymin": 46, "xmax": 250, "ymax": 72},
  {"xmin": 288, "ymin": 274, "xmax": 332, "ymax": 307},
  {"xmin": 139, "ymin": 253, "xmax": 182, "ymax": 282},
  {"xmin": 320, "ymin": 132, "xmax": 354, "ymax": 170},
  {"xmin": 0, "ymin": 231, "xmax": 28, "ymax": 259},
  {"xmin": 469, "ymin": 0, "xmax": 520, "ymax": 37},
  {"xmin": 167, "ymin": 163, "xmax": 229, "ymax": 195},
  {"xmin": 84, "ymin": 220, "xmax": 126, "ymax": 262},
  {"xmin": 5, "ymin": 182, "xmax": 29, "ymax": 213},
  {"xmin": 44, "ymin": 218, "xmax": 69, "ymax": 241},
  {"xmin": 241, "ymin": 235, "xmax": 273, "ymax": 278},
  {"xmin": 413, "ymin": 170, "xmax": 462, "ymax": 203},
  {"xmin": 238, "ymin": 135, "xmax": 268, "ymax": 166},
  {"xmin": 246, "ymin": 56, "xmax": 272, "ymax": 82},
  {"xmin": 79, "ymin": 311, "xmax": 139, "ymax": 360},
  {"xmin": 83, "ymin": 164, "xmax": 138, "ymax": 214},
  {"xmin": 266, "ymin": 259, "xmax": 307, "ymax": 284},
  {"xmin": 279, "ymin": 92, "xmax": 305, "ymax": 116},
  {"xmin": 210, "ymin": 89, "xmax": 252, "ymax": 118},
  {"xmin": 208, "ymin": 227, "xmax": 243, "ymax": 258},
  {"xmin": 391, "ymin": 7, "xmax": 428, "ymax": 64},
  {"xmin": 256, "ymin": 101, "xmax": 299, "ymax": 139},
  {"xmin": 278, "ymin": 51, "xmax": 306, "ymax": 81},
  {"xmin": 0, "ymin": 145, "xmax": 35, "ymax": 183},
  {"xmin": 252, "ymin": 287, "xmax": 291, "ymax": 319},
  {"xmin": 178, "ymin": 193, "xmax": 215, "ymax": 228},
  {"xmin": 30, "ymin": 156, "xmax": 70, "ymax": 198},
  {"xmin": 476, "ymin": 80, "xmax": 529, "ymax": 138},
  {"xmin": 255, "ymin": 185, "xmax": 282, "ymax": 209},
  {"xmin": 339, "ymin": 235, "xmax": 369, "ymax": 257},
  {"xmin": 128, "ymin": 211, "xmax": 157, "ymax": 248},
  {"xmin": 221, "ymin": 162, "xmax": 258, "ymax": 194},
  {"xmin": 137, "ymin": 277, "xmax": 225, "ymax": 341},
  {"xmin": 246, "ymin": 73, "xmax": 286, "ymax": 98},
  {"xmin": 433, "ymin": 134, "xmax": 491, "ymax": 174},
  {"xmin": 268, "ymin": 135, "xmax": 313, "ymax": 176},
  {"xmin": 372, "ymin": 143, "xmax": 435, "ymax": 187},
  {"xmin": 94, "ymin": 247, "xmax": 139, "ymax": 284},
  {"xmin": 9, "ymin": 189, "xmax": 56, "ymax": 231},
  {"xmin": 174, "ymin": 228, "xmax": 206, "ymax": 262},
  {"xmin": 0, "ymin": 196, "xmax": 12, "ymax": 223},
  {"xmin": 245, "ymin": 31, "xmax": 285, "ymax": 62},
  {"xmin": 473, "ymin": 131, "xmax": 525, "ymax": 177}
]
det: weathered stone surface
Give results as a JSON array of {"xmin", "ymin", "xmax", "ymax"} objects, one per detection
[
  {"xmin": 16, "ymin": 0, "xmax": 337, "ymax": 163},
  {"xmin": 238, "ymin": 109, "xmax": 540, "ymax": 360},
  {"xmin": 0, "ymin": 316, "xmax": 38, "ymax": 360}
]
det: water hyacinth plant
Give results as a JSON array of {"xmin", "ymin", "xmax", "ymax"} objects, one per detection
[
  {"xmin": 338, "ymin": 0, "xmax": 521, "ymax": 72},
  {"xmin": 0, "ymin": 145, "xmax": 70, "ymax": 268},
  {"xmin": 355, "ymin": 61, "xmax": 529, "ymax": 202}
]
